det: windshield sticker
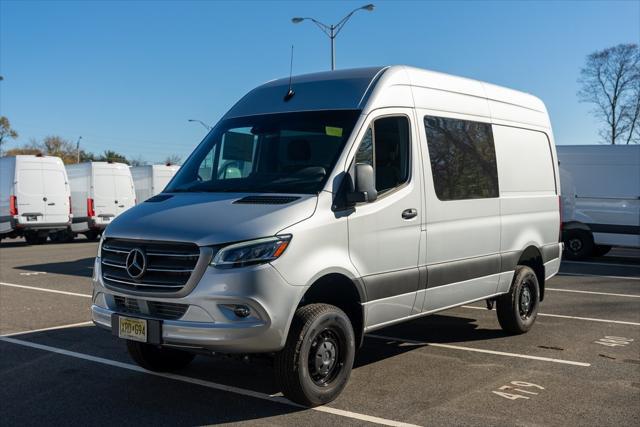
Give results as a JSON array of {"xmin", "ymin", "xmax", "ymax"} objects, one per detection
[{"xmin": 325, "ymin": 126, "xmax": 343, "ymax": 137}]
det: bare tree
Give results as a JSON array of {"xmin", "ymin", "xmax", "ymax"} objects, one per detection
[
  {"xmin": 164, "ymin": 154, "xmax": 181, "ymax": 165},
  {"xmin": 578, "ymin": 43, "xmax": 640, "ymax": 145},
  {"xmin": 129, "ymin": 155, "xmax": 148, "ymax": 166},
  {"xmin": 0, "ymin": 116, "xmax": 19, "ymax": 156}
]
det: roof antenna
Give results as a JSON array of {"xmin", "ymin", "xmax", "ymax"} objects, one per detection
[{"xmin": 284, "ymin": 45, "xmax": 295, "ymax": 101}]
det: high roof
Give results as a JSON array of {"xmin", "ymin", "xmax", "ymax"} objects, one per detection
[{"xmin": 222, "ymin": 65, "xmax": 549, "ymax": 128}]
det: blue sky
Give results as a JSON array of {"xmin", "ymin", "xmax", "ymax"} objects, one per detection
[{"xmin": 1, "ymin": 0, "xmax": 639, "ymax": 163}]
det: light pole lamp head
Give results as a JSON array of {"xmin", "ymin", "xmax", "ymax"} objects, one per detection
[
  {"xmin": 362, "ymin": 4, "xmax": 375, "ymax": 11},
  {"xmin": 291, "ymin": 17, "xmax": 304, "ymax": 24}
]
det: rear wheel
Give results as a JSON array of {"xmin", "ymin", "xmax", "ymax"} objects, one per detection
[
  {"xmin": 84, "ymin": 231, "xmax": 100, "ymax": 241},
  {"xmin": 126, "ymin": 341, "xmax": 195, "ymax": 372},
  {"xmin": 24, "ymin": 231, "xmax": 47, "ymax": 245},
  {"xmin": 563, "ymin": 229, "xmax": 593, "ymax": 260},
  {"xmin": 275, "ymin": 304, "xmax": 355, "ymax": 407},
  {"xmin": 496, "ymin": 266, "xmax": 540, "ymax": 334}
]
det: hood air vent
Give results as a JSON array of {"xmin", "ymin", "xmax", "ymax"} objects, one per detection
[
  {"xmin": 145, "ymin": 194, "xmax": 174, "ymax": 203},
  {"xmin": 233, "ymin": 195, "xmax": 300, "ymax": 205}
]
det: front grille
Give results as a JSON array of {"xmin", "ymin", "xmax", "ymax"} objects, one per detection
[
  {"xmin": 113, "ymin": 295, "xmax": 188, "ymax": 320},
  {"xmin": 101, "ymin": 238, "xmax": 200, "ymax": 294}
]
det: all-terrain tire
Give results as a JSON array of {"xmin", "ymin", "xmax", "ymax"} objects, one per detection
[
  {"xmin": 496, "ymin": 265, "xmax": 540, "ymax": 334},
  {"xmin": 275, "ymin": 304, "xmax": 356, "ymax": 407}
]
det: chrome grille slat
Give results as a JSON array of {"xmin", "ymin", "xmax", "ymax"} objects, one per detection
[
  {"xmin": 146, "ymin": 252, "xmax": 199, "ymax": 258},
  {"xmin": 102, "ymin": 260, "xmax": 126, "ymax": 269},
  {"xmin": 146, "ymin": 267, "xmax": 193, "ymax": 273},
  {"xmin": 102, "ymin": 247, "xmax": 130, "ymax": 254},
  {"xmin": 104, "ymin": 275, "xmax": 184, "ymax": 288}
]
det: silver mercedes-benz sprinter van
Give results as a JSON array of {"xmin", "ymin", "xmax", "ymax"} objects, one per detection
[{"xmin": 92, "ymin": 66, "xmax": 562, "ymax": 406}]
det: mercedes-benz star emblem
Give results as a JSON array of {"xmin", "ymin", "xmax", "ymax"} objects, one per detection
[{"xmin": 125, "ymin": 248, "xmax": 147, "ymax": 280}]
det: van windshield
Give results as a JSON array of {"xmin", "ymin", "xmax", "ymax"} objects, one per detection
[{"xmin": 166, "ymin": 110, "xmax": 361, "ymax": 194}]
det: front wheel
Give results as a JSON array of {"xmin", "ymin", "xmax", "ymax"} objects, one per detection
[
  {"xmin": 275, "ymin": 304, "xmax": 356, "ymax": 407},
  {"xmin": 126, "ymin": 341, "xmax": 195, "ymax": 372},
  {"xmin": 496, "ymin": 266, "xmax": 540, "ymax": 334}
]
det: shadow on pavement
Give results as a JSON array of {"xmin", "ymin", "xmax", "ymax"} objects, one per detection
[
  {"xmin": 1, "ymin": 312, "xmax": 505, "ymax": 423},
  {"xmin": 16, "ymin": 257, "xmax": 95, "ymax": 278}
]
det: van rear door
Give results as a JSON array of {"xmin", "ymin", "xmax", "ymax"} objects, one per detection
[
  {"xmin": 16, "ymin": 161, "xmax": 46, "ymax": 225},
  {"xmin": 93, "ymin": 172, "xmax": 117, "ymax": 226},
  {"xmin": 42, "ymin": 166, "xmax": 69, "ymax": 225},
  {"xmin": 114, "ymin": 173, "xmax": 135, "ymax": 213}
]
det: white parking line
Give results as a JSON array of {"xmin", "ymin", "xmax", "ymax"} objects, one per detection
[
  {"xmin": 0, "ymin": 282, "xmax": 92, "ymax": 298},
  {"xmin": 0, "ymin": 333, "xmax": 420, "ymax": 427},
  {"xmin": 367, "ymin": 334, "xmax": 590, "ymax": 367},
  {"xmin": 461, "ymin": 305, "xmax": 640, "ymax": 326},
  {"xmin": 557, "ymin": 273, "xmax": 640, "ymax": 281},
  {"xmin": 1, "ymin": 321, "xmax": 94, "ymax": 337},
  {"xmin": 546, "ymin": 288, "xmax": 640, "ymax": 298}
]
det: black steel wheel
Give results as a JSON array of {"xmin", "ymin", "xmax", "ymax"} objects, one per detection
[
  {"xmin": 275, "ymin": 303, "xmax": 355, "ymax": 407},
  {"xmin": 497, "ymin": 265, "xmax": 540, "ymax": 334},
  {"xmin": 563, "ymin": 229, "xmax": 593, "ymax": 260}
]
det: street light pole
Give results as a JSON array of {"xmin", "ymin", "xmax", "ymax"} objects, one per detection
[
  {"xmin": 188, "ymin": 119, "xmax": 212, "ymax": 131},
  {"xmin": 76, "ymin": 136, "xmax": 82, "ymax": 163},
  {"xmin": 292, "ymin": 4, "xmax": 375, "ymax": 71}
]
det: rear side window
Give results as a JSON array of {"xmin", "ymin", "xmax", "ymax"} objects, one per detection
[
  {"xmin": 355, "ymin": 116, "xmax": 411, "ymax": 195},
  {"xmin": 424, "ymin": 116, "xmax": 498, "ymax": 200}
]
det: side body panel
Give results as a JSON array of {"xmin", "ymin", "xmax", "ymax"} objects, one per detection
[{"xmin": 557, "ymin": 145, "xmax": 640, "ymax": 248}]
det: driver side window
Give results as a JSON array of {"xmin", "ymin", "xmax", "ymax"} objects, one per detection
[{"xmin": 354, "ymin": 116, "xmax": 411, "ymax": 195}]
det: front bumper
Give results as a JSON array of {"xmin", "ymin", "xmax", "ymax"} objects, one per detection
[{"xmin": 91, "ymin": 257, "xmax": 304, "ymax": 353}]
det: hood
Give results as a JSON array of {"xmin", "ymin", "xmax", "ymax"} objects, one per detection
[{"xmin": 104, "ymin": 193, "xmax": 317, "ymax": 246}]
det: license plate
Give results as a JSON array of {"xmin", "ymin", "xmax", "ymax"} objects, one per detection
[
  {"xmin": 118, "ymin": 316, "xmax": 147, "ymax": 342},
  {"xmin": 26, "ymin": 215, "xmax": 37, "ymax": 221}
]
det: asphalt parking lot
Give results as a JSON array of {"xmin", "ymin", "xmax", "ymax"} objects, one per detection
[{"xmin": 1, "ymin": 239, "xmax": 638, "ymax": 426}]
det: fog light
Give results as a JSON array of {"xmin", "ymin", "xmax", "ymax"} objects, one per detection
[{"xmin": 233, "ymin": 305, "xmax": 251, "ymax": 318}]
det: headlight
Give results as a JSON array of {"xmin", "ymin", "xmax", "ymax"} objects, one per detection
[{"xmin": 211, "ymin": 235, "xmax": 292, "ymax": 268}]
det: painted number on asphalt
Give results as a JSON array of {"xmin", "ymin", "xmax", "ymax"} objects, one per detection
[
  {"xmin": 594, "ymin": 336, "xmax": 634, "ymax": 347},
  {"xmin": 492, "ymin": 381, "xmax": 545, "ymax": 400}
]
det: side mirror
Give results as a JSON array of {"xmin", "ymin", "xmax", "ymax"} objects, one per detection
[{"xmin": 347, "ymin": 164, "xmax": 377, "ymax": 203}]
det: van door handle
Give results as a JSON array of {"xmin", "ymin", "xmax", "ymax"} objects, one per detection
[
  {"xmin": 402, "ymin": 208, "xmax": 418, "ymax": 220},
  {"xmin": 47, "ymin": 203, "xmax": 55, "ymax": 206}
]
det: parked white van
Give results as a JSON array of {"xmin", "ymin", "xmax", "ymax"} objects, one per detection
[
  {"xmin": 65, "ymin": 162, "xmax": 135, "ymax": 240},
  {"xmin": 558, "ymin": 145, "xmax": 640, "ymax": 259},
  {"xmin": 130, "ymin": 164, "xmax": 180, "ymax": 203},
  {"xmin": 91, "ymin": 66, "xmax": 562, "ymax": 406},
  {"xmin": 0, "ymin": 155, "xmax": 71, "ymax": 244}
]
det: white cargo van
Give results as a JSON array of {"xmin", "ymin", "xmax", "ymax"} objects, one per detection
[
  {"xmin": 91, "ymin": 66, "xmax": 561, "ymax": 406},
  {"xmin": 0, "ymin": 155, "xmax": 71, "ymax": 244},
  {"xmin": 65, "ymin": 162, "xmax": 135, "ymax": 240},
  {"xmin": 558, "ymin": 145, "xmax": 640, "ymax": 259},
  {"xmin": 130, "ymin": 164, "xmax": 180, "ymax": 203}
]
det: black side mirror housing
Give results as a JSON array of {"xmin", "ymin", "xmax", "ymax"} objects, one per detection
[{"xmin": 347, "ymin": 163, "xmax": 377, "ymax": 203}]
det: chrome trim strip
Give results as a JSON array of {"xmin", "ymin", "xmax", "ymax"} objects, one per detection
[
  {"xmin": 101, "ymin": 260, "xmax": 126, "ymax": 269},
  {"xmin": 103, "ymin": 275, "xmax": 183, "ymax": 288}
]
